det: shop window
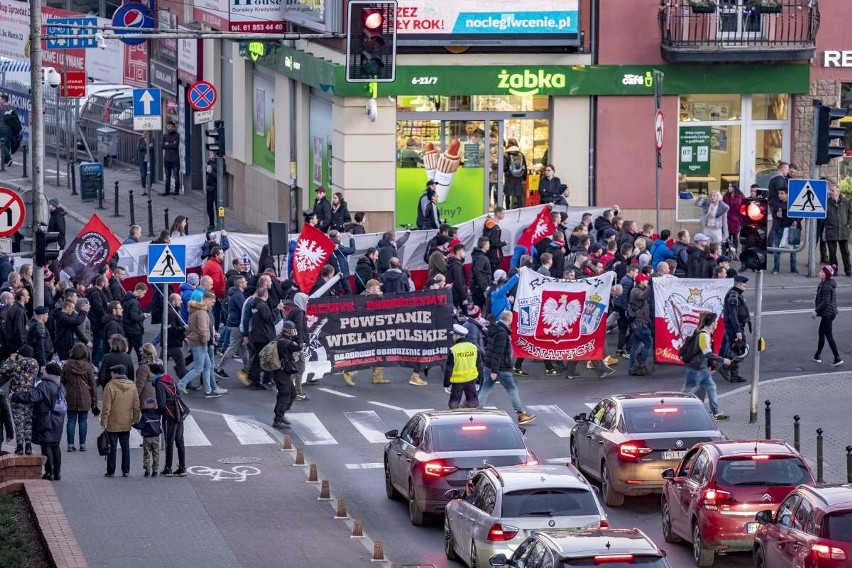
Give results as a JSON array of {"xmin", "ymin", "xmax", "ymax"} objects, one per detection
[
  {"xmin": 838, "ymin": 84, "xmax": 852, "ymax": 200},
  {"xmin": 678, "ymin": 94, "xmax": 742, "ymax": 122},
  {"xmin": 752, "ymin": 94, "xmax": 788, "ymax": 121},
  {"xmin": 396, "ymin": 95, "xmax": 548, "ymax": 113}
]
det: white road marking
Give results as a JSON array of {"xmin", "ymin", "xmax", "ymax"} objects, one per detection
[
  {"xmin": 545, "ymin": 457, "xmax": 572, "ymax": 464},
  {"xmin": 344, "ymin": 411, "xmax": 391, "ymax": 444},
  {"xmin": 223, "ymin": 414, "xmax": 277, "ymax": 445},
  {"xmin": 527, "ymin": 405, "xmax": 575, "ymax": 437},
  {"xmin": 129, "ymin": 428, "xmax": 143, "ymax": 446},
  {"xmin": 317, "ymin": 387, "xmax": 356, "ymax": 398},
  {"xmin": 287, "ymin": 413, "xmax": 338, "ymax": 445},
  {"xmin": 368, "ymin": 400, "xmax": 405, "ymax": 412},
  {"xmin": 403, "ymin": 408, "xmax": 431, "ymax": 418},
  {"xmin": 345, "ymin": 463, "xmax": 384, "ymax": 470},
  {"xmin": 585, "ymin": 402, "xmax": 596, "ymax": 410},
  {"xmin": 183, "ymin": 415, "xmax": 212, "ymax": 446}
]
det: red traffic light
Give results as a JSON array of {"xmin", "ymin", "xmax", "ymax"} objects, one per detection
[
  {"xmin": 364, "ymin": 11, "xmax": 384, "ymax": 29},
  {"xmin": 740, "ymin": 200, "xmax": 766, "ymax": 222}
]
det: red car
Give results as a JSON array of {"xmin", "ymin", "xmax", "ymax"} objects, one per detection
[
  {"xmin": 660, "ymin": 440, "xmax": 814, "ymax": 567},
  {"xmin": 753, "ymin": 484, "xmax": 852, "ymax": 568}
]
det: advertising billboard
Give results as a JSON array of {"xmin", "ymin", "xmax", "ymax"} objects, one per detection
[{"xmin": 396, "ymin": 0, "xmax": 580, "ymax": 46}]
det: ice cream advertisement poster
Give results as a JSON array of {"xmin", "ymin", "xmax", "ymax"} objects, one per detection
[
  {"xmin": 652, "ymin": 277, "xmax": 730, "ymax": 365},
  {"xmin": 512, "ymin": 268, "xmax": 614, "ymax": 361}
]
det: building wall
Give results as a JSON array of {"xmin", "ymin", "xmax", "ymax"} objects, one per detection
[{"xmin": 597, "ymin": 0, "xmax": 664, "ymax": 65}]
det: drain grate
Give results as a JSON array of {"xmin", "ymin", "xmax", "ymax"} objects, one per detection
[{"xmin": 216, "ymin": 456, "xmax": 262, "ymax": 464}]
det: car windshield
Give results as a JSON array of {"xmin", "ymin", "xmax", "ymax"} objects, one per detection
[
  {"xmin": 622, "ymin": 405, "xmax": 716, "ymax": 433},
  {"xmin": 715, "ymin": 457, "xmax": 812, "ymax": 487},
  {"xmin": 562, "ymin": 557, "xmax": 668, "ymax": 566},
  {"xmin": 429, "ymin": 422, "xmax": 525, "ymax": 452},
  {"xmin": 501, "ymin": 488, "xmax": 600, "ymax": 518},
  {"xmin": 823, "ymin": 511, "xmax": 852, "ymax": 542}
]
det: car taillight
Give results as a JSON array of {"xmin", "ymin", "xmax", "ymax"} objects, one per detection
[
  {"xmin": 593, "ymin": 555, "xmax": 634, "ymax": 564},
  {"xmin": 702, "ymin": 487, "xmax": 733, "ymax": 510},
  {"xmin": 598, "ymin": 519, "xmax": 609, "ymax": 528},
  {"xmin": 486, "ymin": 523, "xmax": 519, "ymax": 542},
  {"xmin": 811, "ymin": 544, "xmax": 848, "ymax": 561},
  {"xmin": 617, "ymin": 441, "xmax": 652, "ymax": 462},
  {"xmin": 423, "ymin": 460, "xmax": 458, "ymax": 477}
]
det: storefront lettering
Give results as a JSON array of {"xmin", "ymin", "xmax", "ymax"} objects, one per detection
[
  {"xmin": 284, "ymin": 55, "xmax": 301, "ymax": 70},
  {"xmin": 824, "ymin": 51, "xmax": 852, "ymax": 68},
  {"xmin": 497, "ymin": 69, "xmax": 566, "ymax": 96},
  {"xmin": 247, "ymin": 41, "xmax": 265, "ymax": 62},
  {"xmin": 410, "ymin": 76, "xmax": 438, "ymax": 85},
  {"xmin": 622, "ymin": 72, "xmax": 653, "ymax": 87}
]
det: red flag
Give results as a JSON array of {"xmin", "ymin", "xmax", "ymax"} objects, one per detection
[
  {"xmin": 59, "ymin": 214, "xmax": 122, "ymax": 286},
  {"xmin": 515, "ymin": 207, "xmax": 556, "ymax": 251},
  {"xmin": 292, "ymin": 224, "xmax": 336, "ymax": 293}
]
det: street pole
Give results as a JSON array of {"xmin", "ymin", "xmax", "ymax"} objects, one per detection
[
  {"xmin": 748, "ymin": 268, "xmax": 764, "ymax": 423},
  {"xmin": 653, "ymin": 70, "xmax": 664, "ymax": 232},
  {"xmin": 808, "ymin": 99, "xmax": 822, "ymax": 278},
  {"xmin": 216, "ymin": 155, "xmax": 224, "ymax": 230},
  {"xmin": 161, "ymin": 284, "xmax": 168, "ymax": 364},
  {"xmin": 30, "ymin": 0, "xmax": 45, "ymax": 308}
]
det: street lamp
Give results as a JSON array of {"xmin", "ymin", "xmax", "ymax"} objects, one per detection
[{"xmin": 45, "ymin": 68, "xmax": 62, "ymax": 186}]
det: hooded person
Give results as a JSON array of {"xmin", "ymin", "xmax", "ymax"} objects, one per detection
[
  {"xmin": 47, "ymin": 198, "xmax": 67, "ymax": 249},
  {"xmin": 12, "ymin": 362, "xmax": 66, "ymax": 480},
  {"xmin": 152, "ymin": 364, "xmax": 188, "ymax": 477},
  {"xmin": 271, "ymin": 321, "xmax": 304, "ymax": 429},
  {"xmin": 286, "ymin": 293, "xmax": 310, "ymax": 399}
]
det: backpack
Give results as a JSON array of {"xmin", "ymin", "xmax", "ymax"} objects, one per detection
[
  {"xmin": 52, "ymin": 387, "xmax": 67, "ymax": 414},
  {"xmin": 508, "ymin": 154, "xmax": 526, "ymax": 178},
  {"xmin": 678, "ymin": 331, "xmax": 701, "ymax": 364},
  {"xmin": 259, "ymin": 339, "xmax": 282, "ymax": 371}
]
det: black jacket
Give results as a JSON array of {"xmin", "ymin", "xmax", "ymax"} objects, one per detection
[
  {"xmin": 537, "ymin": 175, "xmax": 562, "ymax": 204},
  {"xmin": 4, "ymin": 302, "xmax": 27, "ymax": 352},
  {"xmin": 313, "ymin": 196, "xmax": 333, "ymax": 232},
  {"xmin": 672, "ymin": 242, "xmax": 690, "ymax": 277},
  {"xmin": 0, "ymin": 391, "xmax": 13, "ymax": 442},
  {"xmin": 97, "ymin": 351, "xmax": 135, "ymax": 387},
  {"xmin": 249, "ymin": 300, "xmax": 276, "ymax": 344},
  {"xmin": 330, "ymin": 202, "xmax": 351, "ymax": 233},
  {"xmin": 167, "ymin": 306, "xmax": 186, "ymax": 348},
  {"xmin": 470, "ymin": 248, "xmax": 492, "ymax": 294},
  {"xmin": 377, "ymin": 233, "xmax": 411, "ymax": 274},
  {"xmin": 287, "ymin": 306, "xmax": 309, "ymax": 347},
  {"xmin": 108, "ymin": 275, "xmax": 125, "ymax": 302},
  {"xmin": 446, "ymin": 256, "xmax": 468, "ymax": 308},
  {"xmin": 354, "ymin": 255, "xmax": 377, "ymax": 293},
  {"xmin": 814, "ymin": 279, "xmax": 838, "ymax": 319},
  {"xmin": 485, "ymin": 321, "xmax": 513, "ymax": 372},
  {"xmin": 162, "ymin": 130, "xmax": 180, "ymax": 163},
  {"xmin": 87, "ymin": 286, "xmax": 110, "ymax": 333},
  {"xmin": 380, "ymin": 269, "xmax": 409, "ymax": 295},
  {"xmin": 11, "ymin": 375, "xmax": 65, "ymax": 445},
  {"xmin": 47, "ymin": 208, "xmax": 67, "ymax": 249},
  {"xmin": 686, "ymin": 248, "xmax": 708, "ymax": 279},
  {"xmin": 27, "ymin": 320, "xmax": 53, "ymax": 367},
  {"xmin": 52, "ymin": 308, "xmax": 87, "ymax": 360},
  {"xmin": 121, "ymin": 292, "xmax": 145, "ymax": 338},
  {"xmin": 422, "ymin": 201, "xmax": 440, "ymax": 231},
  {"xmin": 101, "ymin": 313, "xmax": 124, "ymax": 343}
]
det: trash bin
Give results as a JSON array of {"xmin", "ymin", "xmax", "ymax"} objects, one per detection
[{"xmin": 96, "ymin": 126, "xmax": 117, "ymax": 158}]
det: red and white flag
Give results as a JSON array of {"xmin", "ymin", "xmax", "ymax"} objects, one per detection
[
  {"xmin": 59, "ymin": 213, "xmax": 122, "ymax": 286},
  {"xmin": 292, "ymin": 224, "xmax": 336, "ymax": 293},
  {"xmin": 515, "ymin": 206, "xmax": 555, "ymax": 251}
]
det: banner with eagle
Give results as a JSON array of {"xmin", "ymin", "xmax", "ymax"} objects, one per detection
[
  {"xmin": 512, "ymin": 267, "xmax": 614, "ymax": 360},
  {"xmin": 653, "ymin": 277, "xmax": 731, "ymax": 365}
]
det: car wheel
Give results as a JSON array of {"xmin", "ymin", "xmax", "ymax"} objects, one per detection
[
  {"xmin": 408, "ymin": 480, "xmax": 424, "ymax": 525},
  {"xmin": 470, "ymin": 541, "xmax": 479, "ymax": 568},
  {"xmin": 661, "ymin": 498, "xmax": 682, "ymax": 543},
  {"xmin": 693, "ymin": 521, "xmax": 715, "ymax": 567},
  {"xmin": 384, "ymin": 459, "xmax": 399, "ymax": 500},
  {"xmin": 443, "ymin": 517, "xmax": 458, "ymax": 560},
  {"xmin": 601, "ymin": 463, "xmax": 625, "ymax": 507},
  {"xmin": 754, "ymin": 547, "xmax": 766, "ymax": 568}
]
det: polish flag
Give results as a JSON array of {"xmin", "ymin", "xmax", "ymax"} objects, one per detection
[
  {"xmin": 515, "ymin": 206, "xmax": 556, "ymax": 251},
  {"xmin": 292, "ymin": 224, "xmax": 336, "ymax": 293}
]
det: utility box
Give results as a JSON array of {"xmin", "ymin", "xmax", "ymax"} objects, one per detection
[{"xmin": 96, "ymin": 126, "xmax": 117, "ymax": 159}]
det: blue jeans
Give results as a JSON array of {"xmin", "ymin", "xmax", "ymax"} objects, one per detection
[
  {"xmin": 66, "ymin": 411, "xmax": 88, "ymax": 445},
  {"xmin": 139, "ymin": 160, "xmax": 148, "ymax": 186},
  {"xmin": 479, "ymin": 368, "xmax": 524, "ymax": 414},
  {"xmin": 179, "ymin": 345, "xmax": 215, "ymax": 392},
  {"xmin": 683, "ymin": 367, "xmax": 720, "ymax": 415},
  {"xmin": 771, "ymin": 225, "xmax": 798, "ymax": 273},
  {"xmin": 629, "ymin": 323, "xmax": 653, "ymax": 371}
]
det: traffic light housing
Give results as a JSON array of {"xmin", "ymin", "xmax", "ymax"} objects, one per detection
[
  {"xmin": 206, "ymin": 120, "xmax": 225, "ymax": 157},
  {"xmin": 739, "ymin": 197, "xmax": 767, "ymax": 271},
  {"xmin": 35, "ymin": 229, "xmax": 61, "ymax": 267},
  {"xmin": 815, "ymin": 104, "xmax": 849, "ymax": 165},
  {"xmin": 346, "ymin": 1, "xmax": 397, "ymax": 83}
]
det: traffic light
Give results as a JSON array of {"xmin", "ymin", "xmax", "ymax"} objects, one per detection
[
  {"xmin": 206, "ymin": 120, "xmax": 225, "ymax": 157},
  {"xmin": 739, "ymin": 198, "xmax": 768, "ymax": 271},
  {"xmin": 34, "ymin": 229, "xmax": 61, "ymax": 267},
  {"xmin": 346, "ymin": 1, "xmax": 397, "ymax": 83},
  {"xmin": 815, "ymin": 104, "xmax": 849, "ymax": 165}
]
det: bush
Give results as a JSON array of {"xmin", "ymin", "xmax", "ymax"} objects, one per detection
[{"xmin": 0, "ymin": 495, "xmax": 27, "ymax": 568}]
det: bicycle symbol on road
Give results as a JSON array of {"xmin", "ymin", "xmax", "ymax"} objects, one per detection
[{"xmin": 186, "ymin": 465, "xmax": 261, "ymax": 482}]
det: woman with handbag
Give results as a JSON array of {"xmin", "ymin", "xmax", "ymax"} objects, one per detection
[
  {"xmin": 60, "ymin": 343, "xmax": 98, "ymax": 452},
  {"xmin": 695, "ymin": 190, "xmax": 729, "ymax": 244},
  {"xmin": 153, "ymin": 363, "xmax": 189, "ymax": 477},
  {"xmin": 812, "ymin": 265, "xmax": 843, "ymax": 367}
]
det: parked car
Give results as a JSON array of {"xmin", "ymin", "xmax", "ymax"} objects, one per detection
[
  {"xmin": 661, "ymin": 440, "xmax": 814, "ymax": 567},
  {"xmin": 444, "ymin": 464, "xmax": 607, "ymax": 567},
  {"xmin": 488, "ymin": 528, "xmax": 671, "ymax": 567},
  {"xmin": 570, "ymin": 392, "xmax": 725, "ymax": 507},
  {"xmin": 753, "ymin": 484, "xmax": 852, "ymax": 568},
  {"xmin": 78, "ymin": 87, "xmax": 135, "ymax": 162},
  {"xmin": 384, "ymin": 409, "xmax": 537, "ymax": 525}
]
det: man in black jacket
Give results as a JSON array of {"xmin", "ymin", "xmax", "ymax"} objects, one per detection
[
  {"xmin": 247, "ymin": 287, "xmax": 276, "ymax": 390},
  {"xmin": 121, "ymin": 283, "xmax": 148, "ymax": 361},
  {"xmin": 470, "ymin": 237, "xmax": 492, "ymax": 309},
  {"xmin": 101, "ymin": 301, "xmax": 125, "ymax": 343},
  {"xmin": 52, "ymin": 299, "xmax": 89, "ymax": 361},
  {"xmin": 478, "ymin": 310, "xmax": 535, "ymax": 425},
  {"xmin": 166, "ymin": 294, "xmax": 188, "ymax": 380},
  {"xmin": 719, "ymin": 275, "xmax": 750, "ymax": 383},
  {"xmin": 446, "ymin": 244, "xmax": 468, "ymax": 310},
  {"xmin": 376, "ymin": 230, "xmax": 410, "ymax": 274},
  {"xmin": 354, "ymin": 248, "xmax": 378, "ymax": 294},
  {"xmin": 109, "ymin": 267, "xmax": 127, "ymax": 302},
  {"xmin": 686, "ymin": 234, "xmax": 710, "ymax": 278},
  {"xmin": 27, "ymin": 306, "xmax": 54, "ymax": 367},
  {"xmin": 87, "ymin": 275, "xmax": 110, "ymax": 365},
  {"xmin": 313, "ymin": 187, "xmax": 333, "ymax": 232},
  {"xmin": 286, "ymin": 292, "xmax": 310, "ymax": 399},
  {"xmin": 4, "ymin": 288, "xmax": 29, "ymax": 354},
  {"xmin": 47, "ymin": 199, "xmax": 67, "ymax": 250},
  {"xmin": 160, "ymin": 120, "xmax": 181, "ymax": 196}
]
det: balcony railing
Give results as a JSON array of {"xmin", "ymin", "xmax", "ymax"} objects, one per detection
[{"xmin": 659, "ymin": 1, "xmax": 819, "ymax": 63}]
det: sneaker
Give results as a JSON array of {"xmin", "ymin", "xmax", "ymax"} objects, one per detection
[
  {"xmin": 295, "ymin": 393, "xmax": 309, "ymax": 401},
  {"xmin": 599, "ymin": 365, "xmax": 616, "ymax": 378},
  {"xmin": 232, "ymin": 354, "xmax": 243, "ymax": 361},
  {"xmin": 215, "ymin": 369, "xmax": 230, "ymax": 379},
  {"xmin": 409, "ymin": 374, "xmax": 428, "ymax": 386},
  {"xmin": 272, "ymin": 421, "xmax": 289, "ymax": 430},
  {"xmin": 730, "ymin": 377, "xmax": 747, "ymax": 383},
  {"xmin": 180, "ymin": 387, "xmax": 190, "ymax": 395},
  {"xmin": 187, "ymin": 384, "xmax": 201, "ymax": 391},
  {"xmin": 122, "ymin": 473, "xmax": 130, "ymax": 478},
  {"xmin": 713, "ymin": 413, "xmax": 729, "ymax": 421},
  {"xmin": 517, "ymin": 412, "xmax": 536, "ymax": 425},
  {"xmin": 604, "ymin": 355, "xmax": 619, "ymax": 366},
  {"xmin": 160, "ymin": 468, "xmax": 173, "ymax": 477},
  {"xmin": 104, "ymin": 472, "xmax": 114, "ymax": 477},
  {"xmin": 4, "ymin": 159, "xmax": 12, "ymax": 168},
  {"xmin": 545, "ymin": 369, "xmax": 559, "ymax": 376},
  {"xmin": 144, "ymin": 470, "xmax": 150, "ymax": 477},
  {"xmin": 173, "ymin": 468, "xmax": 187, "ymax": 477},
  {"xmin": 772, "ymin": 269, "xmax": 779, "ymax": 275},
  {"xmin": 79, "ymin": 445, "xmax": 86, "ymax": 452},
  {"xmin": 564, "ymin": 374, "xmax": 580, "ymax": 379},
  {"xmin": 251, "ymin": 384, "xmax": 267, "ymax": 390},
  {"xmin": 204, "ymin": 391, "xmax": 222, "ymax": 398},
  {"xmin": 621, "ymin": 351, "xmax": 630, "ymax": 359},
  {"xmin": 42, "ymin": 473, "xmax": 52, "ymax": 481},
  {"xmin": 813, "ymin": 356, "xmax": 822, "ymax": 363},
  {"xmin": 213, "ymin": 388, "xmax": 228, "ymax": 394},
  {"xmin": 67, "ymin": 445, "xmax": 76, "ymax": 452},
  {"xmin": 833, "ymin": 359, "xmax": 844, "ymax": 367},
  {"xmin": 513, "ymin": 368, "xmax": 529, "ymax": 376}
]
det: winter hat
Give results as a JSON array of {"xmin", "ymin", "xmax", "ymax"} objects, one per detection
[
  {"xmin": 634, "ymin": 273, "xmax": 651, "ymax": 285},
  {"xmin": 603, "ymin": 228, "xmax": 618, "ymax": 239},
  {"xmin": 43, "ymin": 266, "xmax": 54, "ymax": 282},
  {"xmin": 281, "ymin": 320, "xmax": 296, "ymax": 331},
  {"xmin": 48, "ymin": 197, "xmax": 59, "ymax": 208},
  {"xmin": 493, "ymin": 269, "xmax": 507, "ymax": 282},
  {"xmin": 694, "ymin": 233, "xmax": 710, "ymax": 243},
  {"xmin": 109, "ymin": 364, "xmax": 127, "ymax": 375},
  {"xmin": 34, "ymin": 305, "xmax": 49, "ymax": 315},
  {"xmin": 822, "ymin": 265, "xmax": 835, "ymax": 279},
  {"xmin": 465, "ymin": 304, "xmax": 482, "ymax": 319},
  {"xmin": 187, "ymin": 273, "xmax": 200, "ymax": 286}
]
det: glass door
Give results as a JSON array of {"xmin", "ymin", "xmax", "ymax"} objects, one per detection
[
  {"xmin": 748, "ymin": 127, "xmax": 788, "ymax": 190},
  {"xmin": 718, "ymin": 0, "xmax": 761, "ymax": 41}
]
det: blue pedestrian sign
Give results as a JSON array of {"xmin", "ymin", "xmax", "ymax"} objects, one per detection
[
  {"xmin": 46, "ymin": 17, "xmax": 98, "ymax": 49},
  {"xmin": 787, "ymin": 178, "xmax": 827, "ymax": 219},
  {"xmin": 147, "ymin": 244, "xmax": 186, "ymax": 284},
  {"xmin": 111, "ymin": 2, "xmax": 155, "ymax": 46}
]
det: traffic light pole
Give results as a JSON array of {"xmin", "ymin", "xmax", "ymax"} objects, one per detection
[
  {"xmin": 29, "ymin": 0, "xmax": 45, "ymax": 308},
  {"xmin": 748, "ymin": 268, "xmax": 764, "ymax": 424},
  {"xmin": 807, "ymin": 99, "xmax": 822, "ymax": 278},
  {"xmin": 216, "ymin": 156, "xmax": 224, "ymax": 231}
]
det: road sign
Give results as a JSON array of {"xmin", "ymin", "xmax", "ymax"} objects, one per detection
[
  {"xmin": 787, "ymin": 178, "xmax": 827, "ymax": 219},
  {"xmin": 59, "ymin": 71, "xmax": 86, "ymax": 98},
  {"xmin": 0, "ymin": 187, "xmax": 26, "ymax": 237},
  {"xmin": 194, "ymin": 110, "xmax": 214, "ymax": 125},
  {"xmin": 187, "ymin": 81, "xmax": 217, "ymax": 112},
  {"xmin": 133, "ymin": 88, "xmax": 162, "ymax": 131},
  {"xmin": 654, "ymin": 110, "xmax": 664, "ymax": 152},
  {"xmin": 0, "ymin": 238, "xmax": 11, "ymax": 254},
  {"xmin": 112, "ymin": 3, "xmax": 155, "ymax": 46},
  {"xmin": 147, "ymin": 244, "xmax": 186, "ymax": 284},
  {"xmin": 46, "ymin": 17, "xmax": 98, "ymax": 49}
]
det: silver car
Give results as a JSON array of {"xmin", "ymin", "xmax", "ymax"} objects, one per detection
[{"xmin": 444, "ymin": 464, "xmax": 607, "ymax": 568}]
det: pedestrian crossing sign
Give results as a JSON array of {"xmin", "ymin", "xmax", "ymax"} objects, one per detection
[
  {"xmin": 787, "ymin": 178, "xmax": 827, "ymax": 219},
  {"xmin": 147, "ymin": 244, "xmax": 186, "ymax": 284}
]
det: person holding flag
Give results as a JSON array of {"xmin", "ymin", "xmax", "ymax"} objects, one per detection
[
  {"xmin": 291, "ymin": 221, "xmax": 336, "ymax": 294},
  {"xmin": 58, "ymin": 214, "xmax": 123, "ymax": 287},
  {"xmin": 510, "ymin": 206, "xmax": 556, "ymax": 270}
]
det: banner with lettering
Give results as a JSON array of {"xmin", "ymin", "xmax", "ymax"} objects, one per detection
[
  {"xmin": 302, "ymin": 289, "xmax": 453, "ymax": 376},
  {"xmin": 512, "ymin": 267, "xmax": 614, "ymax": 360},
  {"xmin": 653, "ymin": 277, "xmax": 730, "ymax": 364}
]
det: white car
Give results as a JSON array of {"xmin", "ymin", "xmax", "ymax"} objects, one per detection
[{"xmin": 444, "ymin": 464, "xmax": 607, "ymax": 568}]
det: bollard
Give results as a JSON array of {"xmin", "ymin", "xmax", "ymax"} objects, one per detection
[
  {"xmin": 335, "ymin": 499, "xmax": 348, "ymax": 518},
  {"xmin": 764, "ymin": 400, "xmax": 771, "ymax": 440},
  {"xmin": 164, "ymin": 208, "xmax": 170, "ymax": 232},
  {"xmin": 69, "ymin": 158, "xmax": 76, "ymax": 194},
  {"xmin": 294, "ymin": 447, "xmax": 306, "ymax": 466},
  {"xmin": 351, "ymin": 518, "xmax": 363, "ymax": 537},
  {"xmin": 0, "ymin": 136, "xmax": 5, "ymax": 172},
  {"xmin": 113, "ymin": 181, "xmax": 121, "ymax": 217},
  {"xmin": 307, "ymin": 463, "xmax": 319, "ymax": 483},
  {"xmin": 372, "ymin": 541, "xmax": 384, "ymax": 561},
  {"xmin": 129, "ymin": 190, "xmax": 135, "ymax": 226},
  {"xmin": 793, "ymin": 415, "xmax": 800, "ymax": 452},
  {"xmin": 847, "ymin": 446, "xmax": 852, "ymax": 484},
  {"xmin": 66, "ymin": 159, "xmax": 72, "ymax": 189},
  {"xmin": 21, "ymin": 144, "xmax": 27, "ymax": 178},
  {"xmin": 280, "ymin": 434, "xmax": 293, "ymax": 451},
  {"xmin": 816, "ymin": 428, "xmax": 824, "ymax": 484},
  {"xmin": 98, "ymin": 181, "xmax": 104, "ymax": 209},
  {"xmin": 318, "ymin": 480, "xmax": 331, "ymax": 500},
  {"xmin": 147, "ymin": 196, "xmax": 154, "ymax": 237}
]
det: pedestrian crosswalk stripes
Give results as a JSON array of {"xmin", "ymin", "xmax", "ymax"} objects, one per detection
[
  {"xmin": 223, "ymin": 414, "xmax": 277, "ymax": 445},
  {"xmin": 344, "ymin": 411, "xmax": 391, "ymax": 443},
  {"xmin": 287, "ymin": 413, "xmax": 338, "ymax": 445},
  {"xmin": 183, "ymin": 415, "xmax": 213, "ymax": 446},
  {"xmin": 527, "ymin": 405, "xmax": 576, "ymax": 438}
]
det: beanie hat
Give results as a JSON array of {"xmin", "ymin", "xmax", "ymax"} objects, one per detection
[
  {"xmin": 634, "ymin": 273, "xmax": 651, "ymax": 284},
  {"xmin": 465, "ymin": 304, "xmax": 481, "ymax": 319},
  {"xmin": 187, "ymin": 273, "xmax": 200, "ymax": 286},
  {"xmin": 822, "ymin": 265, "xmax": 835, "ymax": 279}
]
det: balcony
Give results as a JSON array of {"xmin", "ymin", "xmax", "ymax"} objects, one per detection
[{"xmin": 659, "ymin": 1, "xmax": 819, "ymax": 63}]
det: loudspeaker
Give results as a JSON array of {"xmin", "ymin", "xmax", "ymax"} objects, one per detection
[{"xmin": 267, "ymin": 222, "xmax": 289, "ymax": 256}]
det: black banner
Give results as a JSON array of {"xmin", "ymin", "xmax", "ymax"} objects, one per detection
[{"xmin": 305, "ymin": 289, "xmax": 453, "ymax": 373}]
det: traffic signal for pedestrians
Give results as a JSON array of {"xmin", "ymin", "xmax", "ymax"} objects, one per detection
[
  {"xmin": 346, "ymin": 1, "xmax": 397, "ymax": 83},
  {"xmin": 739, "ymin": 198, "xmax": 768, "ymax": 271},
  {"xmin": 206, "ymin": 120, "xmax": 225, "ymax": 157},
  {"xmin": 34, "ymin": 229, "xmax": 61, "ymax": 267},
  {"xmin": 815, "ymin": 104, "xmax": 849, "ymax": 165}
]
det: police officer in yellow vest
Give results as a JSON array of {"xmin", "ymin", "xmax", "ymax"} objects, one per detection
[{"xmin": 443, "ymin": 324, "xmax": 484, "ymax": 409}]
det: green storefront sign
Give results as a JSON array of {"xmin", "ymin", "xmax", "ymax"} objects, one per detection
[
  {"xmin": 240, "ymin": 43, "xmax": 811, "ymax": 97},
  {"xmin": 679, "ymin": 127, "xmax": 712, "ymax": 176}
]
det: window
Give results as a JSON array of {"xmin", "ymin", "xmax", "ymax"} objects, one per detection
[
  {"xmin": 677, "ymin": 449, "xmax": 700, "ymax": 477},
  {"xmin": 689, "ymin": 452, "xmax": 709, "ymax": 484},
  {"xmin": 601, "ymin": 403, "xmax": 618, "ymax": 430},
  {"xmin": 400, "ymin": 418, "xmax": 417, "ymax": 444},
  {"xmin": 429, "ymin": 422, "xmax": 525, "ymax": 452},
  {"xmin": 715, "ymin": 456, "xmax": 812, "ymax": 487},
  {"xmin": 501, "ymin": 488, "xmax": 600, "ymax": 518},
  {"xmin": 411, "ymin": 419, "xmax": 426, "ymax": 448},
  {"xmin": 776, "ymin": 495, "xmax": 802, "ymax": 528},
  {"xmin": 623, "ymin": 405, "xmax": 717, "ymax": 434},
  {"xmin": 823, "ymin": 511, "xmax": 852, "ymax": 542},
  {"xmin": 475, "ymin": 481, "xmax": 497, "ymax": 515},
  {"xmin": 793, "ymin": 499, "xmax": 814, "ymax": 534}
]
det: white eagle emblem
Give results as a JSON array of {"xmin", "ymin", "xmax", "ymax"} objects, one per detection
[
  {"xmin": 531, "ymin": 218, "xmax": 551, "ymax": 242},
  {"xmin": 294, "ymin": 239, "xmax": 327, "ymax": 272},
  {"xmin": 541, "ymin": 294, "xmax": 582, "ymax": 337},
  {"xmin": 662, "ymin": 292, "xmax": 723, "ymax": 348}
]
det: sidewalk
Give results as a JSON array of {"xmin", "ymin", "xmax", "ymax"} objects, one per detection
[{"xmin": 717, "ymin": 372, "xmax": 852, "ymax": 484}]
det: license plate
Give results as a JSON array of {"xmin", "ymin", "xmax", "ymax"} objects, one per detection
[
  {"xmin": 663, "ymin": 450, "xmax": 687, "ymax": 460},
  {"xmin": 746, "ymin": 522, "xmax": 757, "ymax": 534}
]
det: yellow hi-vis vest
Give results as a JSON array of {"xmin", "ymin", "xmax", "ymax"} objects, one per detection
[{"xmin": 449, "ymin": 341, "xmax": 478, "ymax": 383}]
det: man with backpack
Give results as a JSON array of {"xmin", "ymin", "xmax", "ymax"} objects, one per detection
[
  {"xmin": 627, "ymin": 273, "xmax": 652, "ymax": 376},
  {"xmin": 503, "ymin": 145, "xmax": 527, "ymax": 209},
  {"xmin": 287, "ymin": 292, "xmax": 310, "ymax": 399},
  {"xmin": 680, "ymin": 312, "xmax": 730, "ymax": 421},
  {"xmin": 152, "ymin": 363, "xmax": 188, "ymax": 477},
  {"xmin": 270, "ymin": 321, "xmax": 304, "ymax": 429},
  {"xmin": 11, "ymin": 362, "xmax": 66, "ymax": 480},
  {"xmin": 246, "ymin": 287, "xmax": 276, "ymax": 391}
]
